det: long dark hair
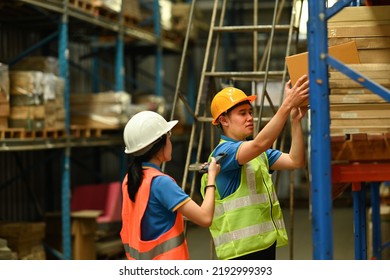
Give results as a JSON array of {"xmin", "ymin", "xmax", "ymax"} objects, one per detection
[{"xmin": 126, "ymin": 134, "xmax": 167, "ymax": 202}]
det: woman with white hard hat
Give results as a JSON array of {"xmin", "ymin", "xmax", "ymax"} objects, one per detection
[{"xmin": 120, "ymin": 110, "xmax": 220, "ymax": 260}]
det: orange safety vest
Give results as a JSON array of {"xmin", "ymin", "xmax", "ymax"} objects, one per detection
[{"xmin": 120, "ymin": 168, "xmax": 189, "ymax": 260}]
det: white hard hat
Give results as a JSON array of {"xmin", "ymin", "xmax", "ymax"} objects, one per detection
[{"xmin": 123, "ymin": 111, "xmax": 178, "ymax": 155}]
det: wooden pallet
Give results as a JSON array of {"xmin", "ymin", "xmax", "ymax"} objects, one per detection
[
  {"xmin": 93, "ymin": 6, "xmax": 139, "ymax": 26},
  {"xmin": 68, "ymin": 0, "xmax": 97, "ymax": 15},
  {"xmin": 70, "ymin": 125, "xmax": 122, "ymax": 139},
  {"xmin": 0, "ymin": 128, "xmax": 67, "ymax": 140},
  {"xmin": 331, "ymin": 133, "xmax": 390, "ymax": 162},
  {"xmin": 0, "ymin": 126, "xmax": 121, "ymax": 140},
  {"xmin": 68, "ymin": 0, "xmax": 139, "ymax": 25},
  {"xmin": 70, "ymin": 126, "xmax": 103, "ymax": 138}
]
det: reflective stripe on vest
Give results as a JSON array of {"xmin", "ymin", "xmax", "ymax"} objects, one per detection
[
  {"xmin": 214, "ymin": 193, "xmax": 269, "ymax": 216},
  {"xmin": 213, "ymin": 219, "xmax": 285, "ymax": 247},
  {"xmin": 213, "ymin": 161, "xmax": 282, "ymax": 247},
  {"xmin": 123, "ymin": 233, "xmax": 185, "ymax": 260}
]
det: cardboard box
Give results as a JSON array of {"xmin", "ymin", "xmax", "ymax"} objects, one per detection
[
  {"xmin": 72, "ymin": 210, "xmax": 102, "ymax": 260},
  {"xmin": 0, "ymin": 222, "xmax": 46, "ymax": 259},
  {"xmin": 328, "ymin": 5, "xmax": 390, "ymax": 23},
  {"xmin": 45, "ymin": 210, "xmax": 101, "ymax": 260},
  {"xmin": 286, "ymin": 41, "xmax": 360, "ymax": 86}
]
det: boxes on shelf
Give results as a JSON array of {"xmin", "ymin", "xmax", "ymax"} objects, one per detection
[
  {"xmin": 329, "ymin": 64, "xmax": 390, "ymax": 135},
  {"xmin": 0, "ymin": 62, "xmax": 9, "ymax": 102},
  {"xmin": 328, "ymin": 5, "xmax": 390, "ymax": 63},
  {"xmin": 122, "ymin": 0, "xmax": 141, "ymax": 22},
  {"xmin": 0, "ymin": 62, "xmax": 10, "ymax": 128},
  {"xmin": 0, "ymin": 222, "xmax": 46, "ymax": 260},
  {"xmin": 87, "ymin": 0, "xmax": 142, "ymax": 23},
  {"xmin": 327, "ymin": 5, "xmax": 390, "ymax": 138},
  {"xmin": 11, "ymin": 56, "xmax": 59, "ymax": 75},
  {"xmin": 171, "ymin": 3, "xmax": 205, "ymax": 41},
  {"xmin": 70, "ymin": 91, "xmax": 132, "ymax": 129},
  {"xmin": 8, "ymin": 65, "xmax": 65, "ymax": 130}
]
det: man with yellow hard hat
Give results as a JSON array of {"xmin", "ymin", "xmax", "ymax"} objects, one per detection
[{"xmin": 201, "ymin": 75, "xmax": 309, "ymax": 260}]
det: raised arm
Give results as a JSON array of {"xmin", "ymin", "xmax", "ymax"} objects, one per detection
[{"xmin": 237, "ymin": 75, "xmax": 309, "ymax": 165}]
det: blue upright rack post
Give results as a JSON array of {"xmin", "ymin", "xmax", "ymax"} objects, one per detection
[
  {"xmin": 58, "ymin": 0, "xmax": 71, "ymax": 260},
  {"xmin": 115, "ymin": 0, "xmax": 125, "ymax": 92},
  {"xmin": 115, "ymin": 0, "xmax": 126, "ymax": 182},
  {"xmin": 307, "ymin": 0, "xmax": 333, "ymax": 260}
]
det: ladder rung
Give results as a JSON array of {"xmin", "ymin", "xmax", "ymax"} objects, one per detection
[
  {"xmin": 196, "ymin": 116, "xmax": 213, "ymax": 122},
  {"xmin": 213, "ymin": 25, "xmax": 291, "ymax": 33},
  {"xmin": 204, "ymin": 71, "xmax": 285, "ymax": 78}
]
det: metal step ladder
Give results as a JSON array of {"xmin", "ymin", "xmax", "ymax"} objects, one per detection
[{"xmin": 169, "ymin": 0, "xmax": 305, "ymax": 259}]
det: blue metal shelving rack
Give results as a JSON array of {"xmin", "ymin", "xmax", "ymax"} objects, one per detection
[
  {"xmin": 3, "ymin": 0, "xmax": 167, "ymax": 259},
  {"xmin": 308, "ymin": 0, "xmax": 390, "ymax": 259}
]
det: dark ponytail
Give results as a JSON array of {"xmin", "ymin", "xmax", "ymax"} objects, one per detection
[{"xmin": 126, "ymin": 134, "xmax": 168, "ymax": 202}]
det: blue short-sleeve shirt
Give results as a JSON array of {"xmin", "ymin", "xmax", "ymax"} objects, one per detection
[
  {"xmin": 140, "ymin": 163, "xmax": 190, "ymax": 240},
  {"xmin": 212, "ymin": 135, "xmax": 282, "ymax": 199}
]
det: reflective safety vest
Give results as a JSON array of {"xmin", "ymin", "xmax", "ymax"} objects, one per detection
[
  {"xmin": 201, "ymin": 148, "xmax": 288, "ymax": 260},
  {"xmin": 121, "ymin": 168, "xmax": 189, "ymax": 260}
]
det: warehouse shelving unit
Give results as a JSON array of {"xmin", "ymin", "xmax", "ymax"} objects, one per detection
[
  {"xmin": 0, "ymin": 0, "xmax": 181, "ymax": 259},
  {"xmin": 308, "ymin": 0, "xmax": 390, "ymax": 259}
]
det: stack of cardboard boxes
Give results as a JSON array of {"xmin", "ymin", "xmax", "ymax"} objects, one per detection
[{"xmin": 327, "ymin": 5, "xmax": 390, "ymax": 136}]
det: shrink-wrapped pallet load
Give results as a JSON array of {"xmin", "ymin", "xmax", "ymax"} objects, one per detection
[
  {"xmin": 8, "ymin": 71, "xmax": 45, "ymax": 130},
  {"xmin": 0, "ymin": 63, "xmax": 10, "ymax": 129},
  {"xmin": 70, "ymin": 91, "xmax": 132, "ymax": 129},
  {"xmin": 9, "ymin": 56, "xmax": 65, "ymax": 131}
]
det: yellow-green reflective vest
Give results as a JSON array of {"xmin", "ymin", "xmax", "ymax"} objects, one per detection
[{"xmin": 201, "ymin": 149, "xmax": 288, "ymax": 260}]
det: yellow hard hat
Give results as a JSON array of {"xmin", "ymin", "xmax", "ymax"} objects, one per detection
[{"xmin": 210, "ymin": 87, "xmax": 256, "ymax": 125}]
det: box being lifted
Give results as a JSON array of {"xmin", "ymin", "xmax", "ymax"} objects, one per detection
[
  {"xmin": 285, "ymin": 41, "xmax": 360, "ymax": 87},
  {"xmin": 285, "ymin": 41, "xmax": 360, "ymax": 107}
]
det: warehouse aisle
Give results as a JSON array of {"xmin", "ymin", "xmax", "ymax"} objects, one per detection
[{"xmin": 186, "ymin": 207, "xmax": 355, "ymax": 260}]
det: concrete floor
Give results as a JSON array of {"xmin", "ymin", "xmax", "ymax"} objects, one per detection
[{"xmin": 186, "ymin": 207, "xmax": 357, "ymax": 260}]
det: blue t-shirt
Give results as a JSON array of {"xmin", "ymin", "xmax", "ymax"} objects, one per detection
[
  {"xmin": 212, "ymin": 135, "xmax": 282, "ymax": 199},
  {"xmin": 141, "ymin": 163, "xmax": 190, "ymax": 241}
]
